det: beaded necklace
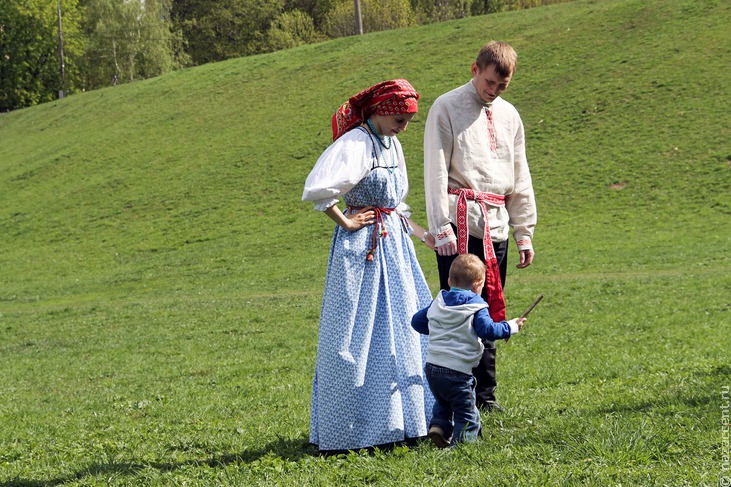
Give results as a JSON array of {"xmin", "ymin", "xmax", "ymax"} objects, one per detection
[{"xmin": 366, "ymin": 118, "xmax": 396, "ymax": 172}]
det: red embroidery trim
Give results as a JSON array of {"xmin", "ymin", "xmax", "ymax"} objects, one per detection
[
  {"xmin": 448, "ymin": 187, "xmax": 506, "ymax": 321},
  {"xmin": 486, "ymin": 107, "xmax": 497, "ymax": 152}
]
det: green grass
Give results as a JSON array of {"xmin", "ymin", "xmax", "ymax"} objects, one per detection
[{"xmin": 1, "ymin": 0, "xmax": 730, "ymax": 485}]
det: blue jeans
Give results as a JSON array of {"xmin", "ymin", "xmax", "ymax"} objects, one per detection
[{"xmin": 425, "ymin": 363, "xmax": 481, "ymax": 445}]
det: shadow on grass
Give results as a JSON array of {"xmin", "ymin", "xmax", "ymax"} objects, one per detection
[
  {"xmin": 593, "ymin": 364, "xmax": 729, "ymax": 416},
  {"xmin": 595, "ymin": 390, "xmax": 716, "ymax": 415},
  {"xmin": 1, "ymin": 435, "xmax": 318, "ymax": 487}
]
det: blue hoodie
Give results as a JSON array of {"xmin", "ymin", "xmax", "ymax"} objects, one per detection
[{"xmin": 412, "ymin": 288, "xmax": 519, "ymax": 375}]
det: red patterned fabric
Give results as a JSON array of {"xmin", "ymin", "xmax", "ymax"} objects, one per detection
[
  {"xmin": 332, "ymin": 79, "xmax": 419, "ymax": 141},
  {"xmin": 486, "ymin": 106, "xmax": 497, "ymax": 152},
  {"xmin": 448, "ymin": 187, "xmax": 506, "ymax": 321}
]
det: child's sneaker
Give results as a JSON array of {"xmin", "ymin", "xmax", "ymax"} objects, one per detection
[{"xmin": 428, "ymin": 425, "xmax": 451, "ymax": 449}]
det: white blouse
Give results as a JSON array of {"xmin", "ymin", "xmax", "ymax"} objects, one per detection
[{"xmin": 302, "ymin": 127, "xmax": 412, "ymax": 215}]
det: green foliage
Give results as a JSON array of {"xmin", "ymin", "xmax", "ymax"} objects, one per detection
[
  {"xmin": 324, "ymin": 0, "xmax": 416, "ymax": 37},
  {"xmin": 486, "ymin": 0, "xmax": 568, "ymax": 13},
  {"xmin": 0, "ymin": 0, "xmax": 184, "ymax": 110},
  {"xmin": 0, "ymin": 0, "xmax": 84, "ymax": 111},
  {"xmin": 81, "ymin": 0, "xmax": 188, "ymax": 88},
  {"xmin": 265, "ymin": 10, "xmax": 326, "ymax": 51},
  {"xmin": 1, "ymin": 0, "xmax": 575, "ymax": 111},
  {"xmin": 284, "ymin": 0, "xmax": 339, "ymax": 28},
  {"xmin": 171, "ymin": 0, "xmax": 285, "ymax": 65},
  {"xmin": 0, "ymin": 0, "xmax": 729, "ymax": 484},
  {"xmin": 411, "ymin": 0, "xmax": 471, "ymax": 23}
]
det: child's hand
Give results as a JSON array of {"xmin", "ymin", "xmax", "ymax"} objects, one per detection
[{"xmin": 516, "ymin": 317, "xmax": 526, "ymax": 331}]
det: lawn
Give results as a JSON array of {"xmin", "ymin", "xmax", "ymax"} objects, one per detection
[{"xmin": 0, "ymin": 0, "xmax": 729, "ymax": 485}]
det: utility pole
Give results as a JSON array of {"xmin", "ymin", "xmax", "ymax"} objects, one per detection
[
  {"xmin": 354, "ymin": 0, "xmax": 363, "ymax": 35},
  {"xmin": 56, "ymin": 0, "xmax": 66, "ymax": 99}
]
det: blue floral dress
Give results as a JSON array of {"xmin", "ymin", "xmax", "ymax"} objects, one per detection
[{"xmin": 303, "ymin": 127, "xmax": 434, "ymax": 451}]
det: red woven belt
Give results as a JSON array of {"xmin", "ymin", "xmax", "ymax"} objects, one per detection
[
  {"xmin": 348, "ymin": 206, "xmax": 395, "ymax": 262},
  {"xmin": 448, "ymin": 187, "xmax": 506, "ymax": 321}
]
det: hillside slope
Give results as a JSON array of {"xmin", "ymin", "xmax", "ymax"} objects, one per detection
[
  {"xmin": 1, "ymin": 0, "xmax": 728, "ymax": 303},
  {"xmin": 1, "ymin": 0, "xmax": 729, "ymax": 484}
]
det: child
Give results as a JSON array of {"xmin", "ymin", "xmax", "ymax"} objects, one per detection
[{"xmin": 411, "ymin": 253, "xmax": 526, "ymax": 448}]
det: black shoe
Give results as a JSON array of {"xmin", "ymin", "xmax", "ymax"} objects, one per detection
[{"xmin": 479, "ymin": 400, "xmax": 505, "ymax": 412}]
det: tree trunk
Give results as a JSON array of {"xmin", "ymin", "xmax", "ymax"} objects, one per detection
[
  {"xmin": 354, "ymin": 0, "xmax": 363, "ymax": 35},
  {"xmin": 56, "ymin": 0, "xmax": 65, "ymax": 98}
]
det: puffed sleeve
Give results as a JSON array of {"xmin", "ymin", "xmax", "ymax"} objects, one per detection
[{"xmin": 302, "ymin": 130, "xmax": 372, "ymax": 211}]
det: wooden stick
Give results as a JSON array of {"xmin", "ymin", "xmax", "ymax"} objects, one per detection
[{"xmin": 520, "ymin": 293, "xmax": 544, "ymax": 319}]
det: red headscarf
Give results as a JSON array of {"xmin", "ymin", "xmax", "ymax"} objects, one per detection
[{"xmin": 331, "ymin": 79, "xmax": 419, "ymax": 141}]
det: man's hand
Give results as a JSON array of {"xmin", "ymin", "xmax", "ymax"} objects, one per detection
[
  {"xmin": 436, "ymin": 240, "xmax": 458, "ymax": 256},
  {"xmin": 516, "ymin": 248, "xmax": 534, "ymax": 268}
]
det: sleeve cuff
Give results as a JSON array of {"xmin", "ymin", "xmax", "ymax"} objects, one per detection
[
  {"xmin": 515, "ymin": 236, "xmax": 533, "ymax": 251},
  {"xmin": 508, "ymin": 319, "xmax": 520, "ymax": 335},
  {"xmin": 434, "ymin": 225, "xmax": 456, "ymax": 247},
  {"xmin": 313, "ymin": 197, "xmax": 340, "ymax": 212}
]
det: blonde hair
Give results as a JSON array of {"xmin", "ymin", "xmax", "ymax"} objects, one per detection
[
  {"xmin": 475, "ymin": 41, "xmax": 517, "ymax": 77},
  {"xmin": 449, "ymin": 254, "xmax": 486, "ymax": 290}
]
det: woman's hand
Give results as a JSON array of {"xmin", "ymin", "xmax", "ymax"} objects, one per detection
[
  {"xmin": 423, "ymin": 232, "xmax": 436, "ymax": 251},
  {"xmin": 407, "ymin": 219, "xmax": 437, "ymax": 250},
  {"xmin": 344, "ymin": 206, "xmax": 375, "ymax": 231},
  {"xmin": 324, "ymin": 205, "xmax": 374, "ymax": 232}
]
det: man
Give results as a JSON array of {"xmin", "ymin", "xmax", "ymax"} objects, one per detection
[{"xmin": 423, "ymin": 41, "xmax": 537, "ymax": 411}]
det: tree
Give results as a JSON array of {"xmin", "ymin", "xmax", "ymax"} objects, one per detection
[
  {"xmin": 324, "ymin": 0, "xmax": 414, "ymax": 38},
  {"xmin": 171, "ymin": 0, "xmax": 284, "ymax": 65},
  {"xmin": 0, "ymin": 0, "xmax": 84, "ymax": 111},
  {"xmin": 411, "ymin": 0, "xmax": 470, "ymax": 23},
  {"xmin": 264, "ymin": 10, "xmax": 325, "ymax": 52},
  {"xmin": 282, "ymin": 0, "xmax": 338, "ymax": 30},
  {"xmin": 81, "ymin": 0, "xmax": 188, "ymax": 89}
]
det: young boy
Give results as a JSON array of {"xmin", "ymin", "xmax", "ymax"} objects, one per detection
[{"xmin": 411, "ymin": 254, "xmax": 526, "ymax": 448}]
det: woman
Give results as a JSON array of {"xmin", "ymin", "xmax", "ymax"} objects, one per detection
[{"xmin": 302, "ymin": 79, "xmax": 435, "ymax": 452}]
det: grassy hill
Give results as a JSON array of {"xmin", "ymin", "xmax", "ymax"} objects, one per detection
[{"xmin": 1, "ymin": 0, "xmax": 729, "ymax": 485}]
